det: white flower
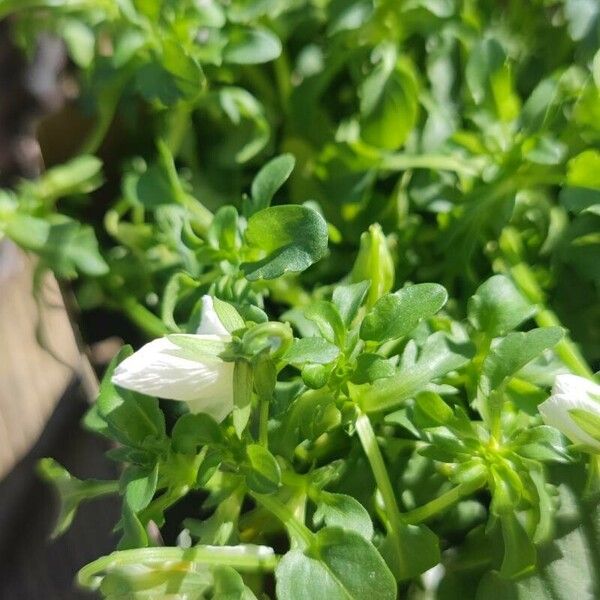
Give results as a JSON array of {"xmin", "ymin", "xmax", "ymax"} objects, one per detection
[
  {"xmin": 112, "ymin": 295, "xmax": 234, "ymax": 422},
  {"xmin": 538, "ymin": 374, "xmax": 600, "ymax": 451}
]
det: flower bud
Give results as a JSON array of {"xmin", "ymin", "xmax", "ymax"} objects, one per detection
[
  {"xmin": 538, "ymin": 374, "xmax": 600, "ymax": 452},
  {"xmin": 351, "ymin": 223, "xmax": 394, "ymax": 308}
]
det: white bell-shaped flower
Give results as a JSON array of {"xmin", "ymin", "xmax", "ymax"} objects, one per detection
[
  {"xmin": 538, "ymin": 374, "xmax": 600, "ymax": 451},
  {"xmin": 112, "ymin": 295, "xmax": 234, "ymax": 422}
]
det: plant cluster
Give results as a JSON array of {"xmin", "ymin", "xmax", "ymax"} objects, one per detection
[{"xmin": 1, "ymin": 0, "xmax": 599, "ymax": 598}]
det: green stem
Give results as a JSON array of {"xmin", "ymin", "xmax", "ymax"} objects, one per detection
[
  {"xmin": 119, "ymin": 297, "xmax": 169, "ymax": 338},
  {"xmin": 355, "ymin": 411, "xmax": 403, "ymax": 525},
  {"xmin": 77, "ymin": 544, "xmax": 279, "ymax": 590},
  {"xmin": 258, "ymin": 395, "xmax": 269, "ymax": 447},
  {"xmin": 380, "ymin": 153, "xmax": 483, "ymax": 177},
  {"xmin": 164, "ymin": 102, "xmax": 193, "ymax": 155},
  {"xmin": 404, "ymin": 476, "xmax": 486, "ymax": 525},
  {"xmin": 249, "ymin": 491, "xmax": 313, "ymax": 549}
]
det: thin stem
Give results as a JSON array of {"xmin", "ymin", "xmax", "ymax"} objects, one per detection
[
  {"xmin": 380, "ymin": 153, "xmax": 483, "ymax": 177},
  {"xmin": 164, "ymin": 102, "xmax": 193, "ymax": 155},
  {"xmin": 77, "ymin": 544, "xmax": 279, "ymax": 590},
  {"xmin": 119, "ymin": 297, "xmax": 169, "ymax": 338},
  {"xmin": 249, "ymin": 491, "xmax": 313, "ymax": 549},
  {"xmin": 258, "ymin": 395, "xmax": 269, "ymax": 447},
  {"xmin": 404, "ymin": 476, "xmax": 486, "ymax": 525},
  {"xmin": 355, "ymin": 411, "xmax": 403, "ymax": 524}
]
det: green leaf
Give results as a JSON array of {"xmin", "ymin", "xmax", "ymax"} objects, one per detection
[
  {"xmin": 161, "ymin": 38, "xmax": 205, "ymax": 100},
  {"xmin": 284, "ymin": 337, "xmax": 340, "ymax": 365},
  {"xmin": 567, "ymin": 150, "xmax": 600, "ymax": 189},
  {"xmin": 98, "ymin": 347, "xmax": 166, "ymax": 448},
  {"xmin": 380, "ymin": 520, "xmax": 441, "ymax": 581},
  {"xmin": 123, "ymin": 464, "xmax": 158, "ymax": 512},
  {"xmin": 118, "ymin": 503, "xmax": 148, "ymax": 550},
  {"xmin": 172, "ymin": 413, "xmax": 224, "ymax": 453},
  {"xmin": 213, "ymin": 297, "xmax": 246, "ymax": 333},
  {"xmin": 499, "ymin": 513, "xmax": 537, "ymax": 579},
  {"xmin": 208, "ymin": 206, "xmax": 240, "ymax": 253},
  {"xmin": 312, "ymin": 492, "xmax": 374, "ymax": 540},
  {"xmin": 304, "ymin": 301, "xmax": 346, "ymax": 346},
  {"xmin": 360, "ymin": 46, "xmax": 419, "ymax": 150},
  {"xmin": 233, "ymin": 361, "xmax": 253, "ymax": 438},
  {"xmin": 332, "ymin": 280, "xmax": 371, "ymax": 326},
  {"xmin": 60, "ymin": 19, "xmax": 95, "ymax": 68},
  {"xmin": 468, "ymin": 275, "xmax": 537, "ymax": 337},
  {"xmin": 351, "ymin": 353, "xmax": 395, "ymax": 384},
  {"xmin": 479, "ymin": 327, "xmax": 564, "ymax": 398},
  {"xmin": 245, "ymin": 444, "xmax": 281, "ymax": 494},
  {"xmin": 414, "ymin": 391, "xmax": 454, "ymax": 425},
  {"xmin": 242, "ymin": 205, "xmax": 328, "ymax": 280},
  {"xmin": 569, "ymin": 409, "xmax": 600, "ymax": 442},
  {"xmin": 275, "ymin": 527, "xmax": 396, "ymax": 600},
  {"xmin": 224, "ymin": 27, "xmax": 282, "ymax": 65},
  {"xmin": 37, "ymin": 458, "xmax": 117, "ymax": 538},
  {"xmin": 356, "ymin": 333, "xmax": 473, "ymax": 413},
  {"xmin": 513, "ymin": 426, "xmax": 572, "ymax": 463},
  {"xmin": 360, "ymin": 283, "xmax": 448, "ymax": 342},
  {"xmin": 166, "ymin": 335, "xmax": 229, "ymax": 361},
  {"xmin": 30, "ymin": 155, "xmax": 103, "ymax": 202},
  {"xmin": 248, "ymin": 153, "xmax": 295, "ymax": 215}
]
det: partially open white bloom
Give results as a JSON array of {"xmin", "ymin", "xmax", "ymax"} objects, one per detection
[
  {"xmin": 112, "ymin": 295, "xmax": 234, "ymax": 422},
  {"xmin": 538, "ymin": 374, "xmax": 600, "ymax": 451}
]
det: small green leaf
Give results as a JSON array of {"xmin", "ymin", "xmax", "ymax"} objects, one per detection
[
  {"xmin": 499, "ymin": 513, "xmax": 537, "ymax": 579},
  {"xmin": 242, "ymin": 205, "xmax": 328, "ymax": 280},
  {"xmin": 351, "ymin": 354, "xmax": 395, "ymax": 384},
  {"xmin": 570, "ymin": 409, "xmax": 600, "ymax": 442},
  {"xmin": 249, "ymin": 154, "xmax": 295, "ymax": 215},
  {"xmin": 360, "ymin": 283, "xmax": 448, "ymax": 342},
  {"xmin": 118, "ymin": 503, "xmax": 148, "ymax": 550},
  {"xmin": 304, "ymin": 301, "xmax": 346, "ymax": 346},
  {"xmin": 123, "ymin": 464, "xmax": 158, "ymax": 512},
  {"xmin": 380, "ymin": 520, "xmax": 441, "ymax": 581},
  {"xmin": 360, "ymin": 46, "xmax": 419, "ymax": 150},
  {"xmin": 513, "ymin": 426, "xmax": 572, "ymax": 463},
  {"xmin": 172, "ymin": 413, "xmax": 224, "ymax": 453},
  {"xmin": 356, "ymin": 333, "xmax": 473, "ymax": 413},
  {"xmin": 567, "ymin": 150, "xmax": 600, "ymax": 189},
  {"xmin": 284, "ymin": 337, "xmax": 340, "ymax": 365},
  {"xmin": 166, "ymin": 335, "xmax": 229, "ymax": 361},
  {"xmin": 332, "ymin": 280, "xmax": 371, "ymax": 326},
  {"xmin": 37, "ymin": 458, "xmax": 117, "ymax": 538},
  {"xmin": 312, "ymin": 492, "xmax": 374, "ymax": 540},
  {"xmin": 207, "ymin": 206, "xmax": 240, "ymax": 253},
  {"xmin": 479, "ymin": 328, "xmax": 564, "ymax": 420},
  {"xmin": 245, "ymin": 444, "xmax": 281, "ymax": 494},
  {"xmin": 213, "ymin": 297, "xmax": 245, "ymax": 333},
  {"xmin": 468, "ymin": 275, "xmax": 537, "ymax": 337},
  {"xmin": 414, "ymin": 391, "xmax": 454, "ymax": 425},
  {"xmin": 224, "ymin": 27, "xmax": 282, "ymax": 65}
]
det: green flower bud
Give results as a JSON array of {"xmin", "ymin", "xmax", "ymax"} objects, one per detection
[{"xmin": 351, "ymin": 224, "xmax": 394, "ymax": 308}]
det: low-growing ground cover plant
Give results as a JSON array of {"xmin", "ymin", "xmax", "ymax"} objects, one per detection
[{"xmin": 0, "ymin": 0, "xmax": 599, "ymax": 598}]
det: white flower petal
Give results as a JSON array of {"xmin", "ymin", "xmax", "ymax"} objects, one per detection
[
  {"xmin": 196, "ymin": 295, "xmax": 230, "ymax": 337},
  {"xmin": 539, "ymin": 390, "xmax": 600, "ymax": 450},
  {"xmin": 112, "ymin": 337, "xmax": 233, "ymax": 404},
  {"xmin": 552, "ymin": 373, "xmax": 600, "ymax": 400},
  {"xmin": 186, "ymin": 386, "xmax": 234, "ymax": 423}
]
